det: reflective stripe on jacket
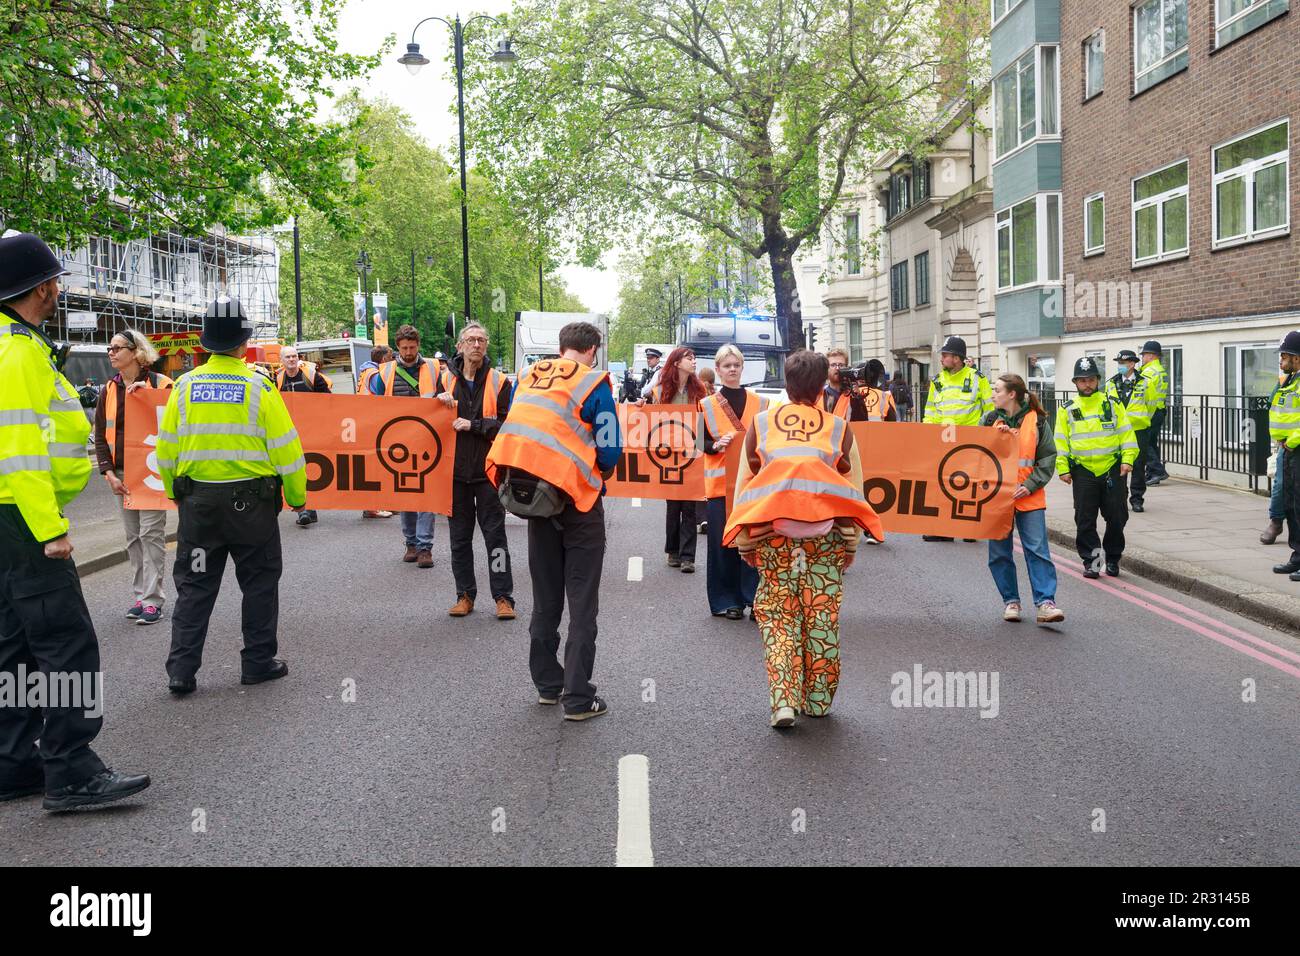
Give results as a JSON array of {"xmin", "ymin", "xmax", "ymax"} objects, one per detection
[
  {"xmin": 1054, "ymin": 392, "xmax": 1139, "ymax": 478},
  {"xmin": 1104, "ymin": 373, "xmax": 1151, "ymax": 430},
  {"xmin": 378, "ymin": 357, "xmax": 444, "ymax": 397},
  {"xmin": 155, "ymin": 353, "xmax": 308, "ymax": 506},
  {"xmin": 699, "ymin": 389, "xmax": 768, "ymax": 499},
  {"xmin": 722, "ymin": 403, "xmax": 883, "ymax": 545},
  {"xmin": 485, "ymin": 358, "xmax": 609, "ymax": 513},
  {"xmin": 923, "ymin": 366, "xmax": 992, "ymax": 425},
  {"xmin": 0, "ymin": 309, "xmax": 93, "ymax": 542},
  {"xmin": 1269, "ymin": 372, "xmax": 1300, "ymax": 448}
]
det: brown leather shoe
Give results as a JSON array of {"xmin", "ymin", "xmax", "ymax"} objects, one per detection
[
  {"xmin": 417, "ymin": 549, "xmax": 434, "ymax": 569},
  {"xmin": 449, "ymin": 595, "xmax": 473, "ymax": 616},
  {"xmin": 1261, "ymin": 518, "xmax": 1284, "ymax": 545},
  {"xmin": 403, "ymin": 545, "xmax": 419, "ymax": 563},
  {"xmin": 495, "ymin": 597, "xmax": 516, "ymax": 620}
]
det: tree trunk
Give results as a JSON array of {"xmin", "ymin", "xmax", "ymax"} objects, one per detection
[{"xmin": 767, "ymin": 240, "xmax": 804, "ymax": 353}]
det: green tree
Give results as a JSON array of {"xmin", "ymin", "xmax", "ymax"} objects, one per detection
[
  {"xmin": 2, "ymin": 0, "xmax": 382, "ymax": 242},
  {"xmin": 470, "ymin": 0, "xmax": 984, "ymax": 348}
]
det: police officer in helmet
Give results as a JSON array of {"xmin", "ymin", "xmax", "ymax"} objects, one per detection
[
  {"xmin": 156, "ymin": 298, "xmax": 308, "ymax": 695},
  {"xmin": 0, "ymin": 232, "xmax": 151, "ymax": 811}
]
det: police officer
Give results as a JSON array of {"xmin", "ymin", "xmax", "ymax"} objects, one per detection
[
  {"xmin": 1105, "ymin": 349, "xmax": 1152, "ymax": 512},
  {"xmin": 1056, "ymin": 356, "xmax": 1139, "ymax": 578},
  {"xmin": 922, "ymin": 335, "xmax": 992, "ymax": 541},
  {"xmin": 157, "ymin": 298, "xmax": 308, "ymax": 695},
  {"xmin": 0, "ymin": 232, "xmax": 150, "ymax": 811},
  {"xmin": 1268, "ymin": 331, "xmax": 1300, "ymax": 582},
  {"xmin": 1138, "ymin": 340, "xmax": 1169, "ymax": 484}
]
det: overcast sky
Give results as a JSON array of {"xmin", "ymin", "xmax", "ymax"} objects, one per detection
[{"xmin": 335, "ymin": 0, "xmax": 621, "ymax": 315}]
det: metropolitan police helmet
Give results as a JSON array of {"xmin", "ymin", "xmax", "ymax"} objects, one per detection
[
  {"xmin": 200, "ymin": 297, "xmax": 253, "ymax": 354},
  {"xmin": 1071, "ymin": 356, "xmax": 1101, "ymax": 381},
  {"xmin": 1280, "ymin": 330, "xmax": 1300, "ymax": 357},
  {"xmin": 939, "ymin": 335, "xmax": 967, "ymax": 359},
  {"xmin": 644, "ymin": 348, "xmax": 662, "ymax": 360},
  {"xmin": 0, "ymin": 232, "xmax": 70, "ymax": 302},
  {"xmin": 1140, "ymin": 340, "xmax": 1162, "ymax": 356},
  {"xmin": 1113, "ymin": 349, "xmax": 1139, "ymax": 363}
]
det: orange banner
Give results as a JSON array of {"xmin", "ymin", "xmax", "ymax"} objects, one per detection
[
  {"xmin": 124, "ymin": 391, "xmax": 457, "ymax": 513},
  {"xmin": 605, "ymin": 404, "xmax": 705, "ymax": 501},
  {"xmin": 717, "ymin": 419, "xmax": 1017, "ymax": 539},
  {"xmin": 851, "ymin": 422, "xmax": 1017, "ymax": 539}
]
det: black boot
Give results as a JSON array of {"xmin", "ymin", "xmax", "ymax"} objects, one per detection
[{"xmin": 43, "ymin": 769, "xmax": 151, "ymax": 812}]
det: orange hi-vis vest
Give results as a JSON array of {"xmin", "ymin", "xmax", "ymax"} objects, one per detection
[
  {"xmin": 457, "ymin": 366, "xmax": 507, "ymax": 419},
  {"xmin": 275, "ymin": 360, "xmax": 330, "ymax": 391},
  {"xmin": 826, "ymin": 388, "xmax": 852, "ymax": 419},
  {"xmin": 1001, "ymin": 408, "xmax": 1046, "ymax": 513},
  {"xmin": 104, "ymin": 371, "xmax": 174, "ymax": 463},
  {"xmin": 378, "ymin": 357, "xmax": 444, "ymax": 397},
  {"xmin": 863, "ymin": 386, "xmax": 895, "ymax": 421},
  {"xmin": 699, "ymin": 388, "xmax": 769, "ymax": 499},
  {"xmin": 485, "ymin": 358, "xmax": 609, "ymax": 513},
  {"xmin": 357, "ymin": 365, "xmax": 380, "ymax": 394},
  {"xmin": 722, "ymin": 404, "xmax": 883, "ymax": 546}
]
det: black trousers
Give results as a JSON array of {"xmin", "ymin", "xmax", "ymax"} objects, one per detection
[
  {"xmin": 450, "ymin": 478, "xmax": 513, "ymax": 602},
  {"xmin": 1146, "ymin": 408, "xmax": 1169, "ymax": 479},
  {"xmin": 1129, "ymin": 428, "xmax": 1149, "ymax": 503},
  {"xmin": 167, "ymin": 480, "xmax": 283, "ymax": 681},
  {"xmin": 664, "ymin": 499, "xmax": 699, "ymax": 561},
  {"xmin": 527, "ymin": 498, "xmax": 605, "ymax": 713},
  {"xmin": 1284, "ymin": 446, "xmax": 1300, "ymax": 564},
  {"xmin": 1071, "ymin": 463, "xmax": 1129, "ymax": 564},
  {"xmin": 705, "ymin": 496, "xmax": 758, "ymax": 613},
  {"xmin": 0, "ymin": 506, "xmax": 106, "ymax": 791}
]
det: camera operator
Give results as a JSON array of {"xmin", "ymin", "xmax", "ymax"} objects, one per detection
[{"xmin": 823, "ymin": 350, "xmax": 896, "ymax": 422}]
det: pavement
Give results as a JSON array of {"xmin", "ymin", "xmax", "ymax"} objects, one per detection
[
  {"xmin": 1, "ymin": 495, "xmax": 1297, "ymax": 866},
  {"xmin": 1043, "ymin": 475, "xmax": 1300, "ymax": 634}
]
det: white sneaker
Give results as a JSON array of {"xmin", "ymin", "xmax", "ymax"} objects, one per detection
[
  {"xmin": 770, "ymin": 706, "xmax": 796, "ymax": 728},
  {"xmin": 1003, "ymin": 602, "xmax": 1022, "ymax": 622},
  {"xmin": 1036, "ymin": 601, "xmax": 1065, "ymax": 624}
]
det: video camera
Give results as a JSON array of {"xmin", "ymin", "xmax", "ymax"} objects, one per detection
[{"xmin": 837, "ymin": 363, "xmax": 873, "ymax": 388}]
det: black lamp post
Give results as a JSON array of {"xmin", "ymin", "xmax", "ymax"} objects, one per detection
[
  {"xmin": 398, "ymin": 17, "xmax": 517, "ymax": 325},
  {"xmin": 355, "ymin": 249, "xmax": 372, "ymax": 338}
]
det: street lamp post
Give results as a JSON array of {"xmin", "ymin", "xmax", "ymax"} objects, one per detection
[
  {"xmin": 398, "ymin": 16, "xmax": 517, "ymax": 325},
  {"xmin": 355, "ymin": 249, "xmax": 372, "ymax": 338}
]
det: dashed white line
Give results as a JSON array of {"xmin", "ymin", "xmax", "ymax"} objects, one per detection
[
  {"xmin": 616, "ymin": 754, "xmax": 654, "ymax": 867},
  {"xmin": 627, "ymin": 556, "xmax": 643, "ymax": 581},
  {"xmin": 631, "ymin": 498, "xmax": 642, "ymax": 507}
]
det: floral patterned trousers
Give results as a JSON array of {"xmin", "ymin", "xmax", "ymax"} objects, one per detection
[{"xmin": 752, "ymin": 530, "xmax": 847, "ymax": 716}]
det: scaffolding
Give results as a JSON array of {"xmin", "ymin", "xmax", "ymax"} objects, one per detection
[{"xmin": 46, "ymin": 217, "xmax": 280, "ymax": 347}]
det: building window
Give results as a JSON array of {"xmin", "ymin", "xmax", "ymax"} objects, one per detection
[
  {"xmin": 844, "ymin": 213, "xmax": 862, "ymax": 275},
  {"xmin": 1134, "ymin": 0, "xmax": 1188, "ymax": 95},
  {"xmin": 89, "ymin": 237, "xmax": 126, "ymax": 292},
  {"xmin": 1224, "ymin": 342, "xmax": 1284, "ymax": 402},
  {"xmin": 1084, "ymin": 193, "xmax": 1105, "ymax": 255},
  {"xmin": 914, "ymin": 252, "xmax": 931, "ymax": 307},
  {"xmin": 992, "ymin": 0, "xmax": 1026, "ymax": 26},
  {"xmin": 887, "ymin": 159, "xmax": 930, "ymax": 220},
  {"xmin": 1216, "ymin": 0, "xmax": 1289, "ymax": 48},
  {"xmin": 993, "ymin": 45, "xmax": 1059, "ymax": 158},
  {"xmin": 1027, "ymin": 354, "xmax": 1056, "ymax": 400},
  {"xmin": 912, "ymin": 161, "xmax": 930, "ymax": 206},
  {"xmin": 1213, "ymin": 120, "xmax": 1289, "ymax": 248},
  {"xmin": 1085, "ymin": 350, "xmax": 1108, "ymax": 383},
  {"xmin": 890, "ymin": 261, "xmax": 909, "ymax": 311},
  {"xmin": 996, "ymin": 194, "xmax": 1062, "ymax": 290},
  {"xmin": 1084, "ymin": 32, "xmax": 1104, "ymax": 99},
  {"xmin": 848, "ymin": 318, "xmax": 863, "ymax": 364},
  {"xmin": 1132, "ymin": 160, "xmax": 1189, "ymax": 265}
]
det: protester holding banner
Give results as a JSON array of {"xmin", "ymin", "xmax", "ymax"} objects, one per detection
[
  {"xmin": 441, "ymin": 322, "xmax": 516, "ymax": 620},
  {"xmin": 725, "ymin": 350, "xmax": 883, "ymax": 729},
  {"xmin": 370, "ymin": 325, "xmax": 445, "ymax": 568},
  {"xmin": 276, "ymin": 345, "xmax": 330, "ymax": 529},
  {"xmin": 156, "ymin": 298, "xmax": 308, "ymax": 696},
  {"xmin": 485, "ymin": 321, "xmax": 622, "ymax": 721},
  {"xmin": 981, "ymin": 375, "xmax": 1064, "ymax": 624},
  {"xmin": 699, "ymin": 345, "xmax": 767, "ymax": 620},
  {"xmin": 652, "ymin": 347, "xmax": 709, "ymax": 573},
  {"xmin": 1056, "ymin": 357, "xmax": 1138, "ymax": 580},
  {"xmin": 94, "ymin": 330, "xmax": 173, "ymax": 626}
]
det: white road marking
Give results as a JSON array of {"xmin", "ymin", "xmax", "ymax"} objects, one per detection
[
  {"xmin": 627, "ymin": 556, "xmax": 643, "ymax": 581},
  {"xmin": 616, "ymin": 754, "xmax": 654, "ymax": 867},
  {"xmin": 631, "ymin": 498, "xmax": 641, "ymax": 507}
]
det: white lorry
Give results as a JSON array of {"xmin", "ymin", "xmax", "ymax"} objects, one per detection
[{"xmin": 514, "ymin": 311, "xmax": 609, "ymax": 374}]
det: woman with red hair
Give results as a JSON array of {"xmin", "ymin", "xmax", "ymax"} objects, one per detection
[{"xmin": 651, "ymin": 348, "xmax": 708, "ymax": 572}]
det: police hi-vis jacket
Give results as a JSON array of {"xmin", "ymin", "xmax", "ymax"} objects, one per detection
[
  {"xmin": 156, "ymin": 354, "xmax": 308, "ymax": 506},
  {"xmin": 0, "ymin": 306, "xmax": 92, "ymax": 542}
]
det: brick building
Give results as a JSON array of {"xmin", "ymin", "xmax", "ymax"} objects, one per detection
[{"xmin": 994, "ymin": 0, "xmax": 1298, "ymax": 402}]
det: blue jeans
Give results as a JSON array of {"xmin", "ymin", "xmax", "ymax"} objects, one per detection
[
  {"xmin": 987, "ymin": 508, "xmax": 1058, "ymax": 606},
  {"xmin": 401, "ymin": 511, "xmax": 435, "ymax": 550},
  {"xmin": 1270, "ymin": 446, "xmax": 1285, "ymax": 520}
]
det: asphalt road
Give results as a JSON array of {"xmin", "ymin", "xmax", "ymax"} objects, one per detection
[{"xmin": 2, "ymin": 496, "xmax": 1297, "ymax": 866}]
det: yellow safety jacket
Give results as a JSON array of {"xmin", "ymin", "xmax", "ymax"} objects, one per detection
[
  {"xmin": 156, "ymin": 353, "xmax": 308, "ymax": 506},
  {"xmin": 1140, "ymin": 359, "xmax": 1167, "ymax": 411},
  {"xmin": 1054, "ymin": 391, "xmax": 1140, "ymax": 477},
  {"xmin": 923, "ymin": 366, "xmax": 992, "ymax": 426},
  {"xmin": 1268, "ymin": 372, "xmax": 1300, "ymax": 449},
  {"xmin": 0, "ymin": 306, "xmax": 92, "ymax": 542},
  {"xmin": 1103, "ymin": 372, "xmax": 1151, "ymax": 430}
]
